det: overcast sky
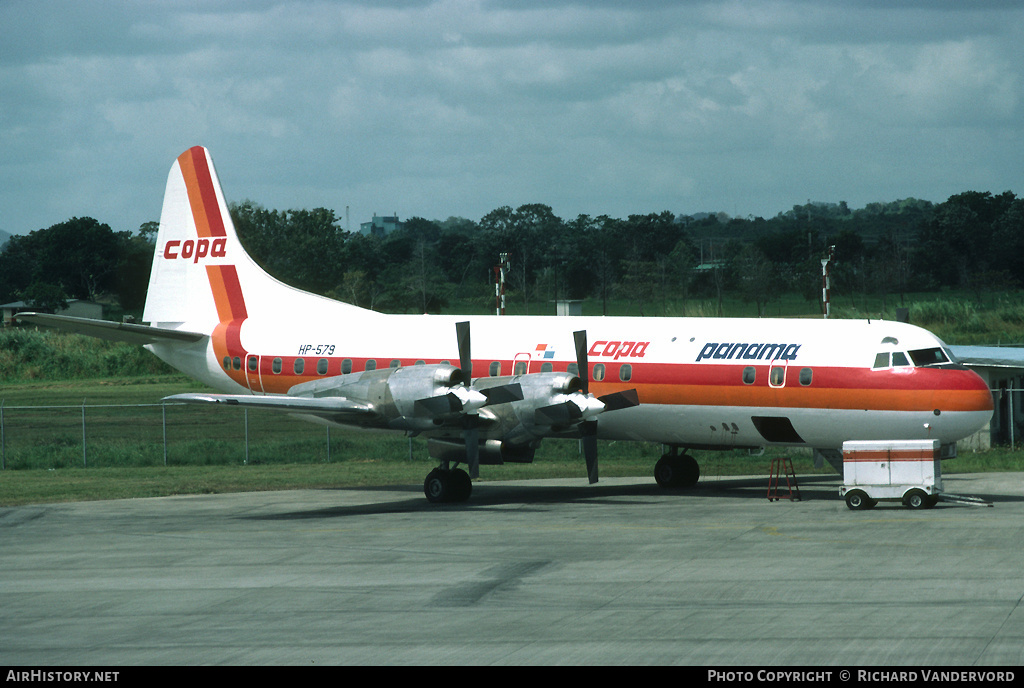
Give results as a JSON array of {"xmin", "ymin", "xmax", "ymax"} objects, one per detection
[{"xmin": 2, "ymin": 0, "xmax": 1023, "ymax": 237}]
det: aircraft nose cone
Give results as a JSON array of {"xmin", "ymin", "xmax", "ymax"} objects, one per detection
[{"xmin": 955, "ymin": 368, "xmax": 994, "ymax": 437}]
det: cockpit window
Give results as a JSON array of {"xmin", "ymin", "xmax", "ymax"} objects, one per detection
[
  {"xmin": 873, "ymin": 352, "xmax": 889, "ymax": 369},
  {"xmin": 909, "ymin": 347, "xmax": 950, "ymax": 367},
  {"xmin": 892, "ymin": 352, "xmax": 910, "ymax": 367}
]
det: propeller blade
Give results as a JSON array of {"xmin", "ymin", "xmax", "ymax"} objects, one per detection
[
  {"xmin": 465, "ymin": 415, "xmax": 480, "ymax": 479},
  {"xmin": 598, "ymin": 388, "xmax": 640, "ymax": 412},
  {"xmin": 414, "ymin": 392, "xmax": 462, "ymax": 416},
  {"xmin": 581, "ymin": 420, "xmax": 598, "ymax": 484},
  {"xmin": 573, "ymin": 330, "xmax": 589, "ymax": 395},
  {"xmin": 572, "ymin": 330, "xmax": 601, "ymax": 483},
  {"xmin": 480, "ymin": 382, "xmax": 524, "ymax": 405},
  {"xmin": 456, "ymin": 320, "xmax": 479, "ymax": 478},
  {"xmin": 457, "ymin": 321, "xmax": 472, "ymax": 382},
  {"xmin": 534, "ymin": 400, "xmax": 583, "ymax": 426}
]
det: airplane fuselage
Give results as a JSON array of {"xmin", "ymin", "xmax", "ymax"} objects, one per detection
[{"xmin": 149, "ymin": 310, "xmax": 994, "ymax": 451}]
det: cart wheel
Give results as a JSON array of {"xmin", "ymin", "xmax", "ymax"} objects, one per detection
[
  {"xmin": 903, "ymin": 489, "xmax": 928, "ymax": 509},
  {"xmin": 845, "ymin": 489, "xmax": 874, "ymax": 510}
]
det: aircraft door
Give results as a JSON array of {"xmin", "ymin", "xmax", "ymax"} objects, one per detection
[
  {"xmin": 246, "ymin": 354, "xmax": 265, "ymax": 394},
  {"xmin": 768, "ymin": 358, "xmax": 788, "ymax": 389}
]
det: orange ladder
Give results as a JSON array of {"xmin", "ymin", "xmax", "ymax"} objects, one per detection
[{"xmin": 767, "ymin": 456, "xmax": 801, "ymax": 501}]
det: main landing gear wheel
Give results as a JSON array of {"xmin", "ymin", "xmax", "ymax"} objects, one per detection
[
  {"xmin": 424, "ymin": 468, "xmax": 472, "ymax": 504},
  {"xmin": 654, "ymin": 453, "xmax": 700, "ymax": 489}
]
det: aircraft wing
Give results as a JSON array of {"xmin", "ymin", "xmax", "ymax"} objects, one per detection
[
  {"xmin": 16, "ymin": 312, "xmax": 206, "ymax": 346},
  {"xmin": 164, "ymin": 392, "xmax": 378, "ymax": 423}
]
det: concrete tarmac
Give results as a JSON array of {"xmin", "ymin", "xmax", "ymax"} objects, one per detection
[{"xmin": 1, "ymin": 472, "xmax": 1023, "ymax": 666}]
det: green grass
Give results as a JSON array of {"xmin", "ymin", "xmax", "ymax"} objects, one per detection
[{"xmin": 1, "ymin": 425, "xmax": 1020, "ymax": 506}]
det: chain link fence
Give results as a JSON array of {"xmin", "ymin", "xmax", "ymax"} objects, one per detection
[{"xmin": 0, "ymin": 402, "xmax": 351, "ymax": 470}]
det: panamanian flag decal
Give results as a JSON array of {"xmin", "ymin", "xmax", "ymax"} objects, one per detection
[{"xmin": 534, "ymin": 344, "xmax": 556, "ymax": 359}]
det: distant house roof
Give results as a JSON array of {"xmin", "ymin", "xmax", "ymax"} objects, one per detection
[
  {"xmin": 2, "ymin": 299, "xmax": 102, "ymax": 309},
  {"xmin": 2, "ymin": 299, "xmax": 104, "ymax": 321},
  {"xmin": 950, "ymin": 345, "xmax": 1024, "ymax": 369},
  {"xmin": 693, "ymin": 260, "xmax": 727, "ymax": 271}
]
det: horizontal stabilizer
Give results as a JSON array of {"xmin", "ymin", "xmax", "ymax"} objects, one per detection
[{"xmin": 16, "ymin": 312, "xmax": 206, "ymax": 346}]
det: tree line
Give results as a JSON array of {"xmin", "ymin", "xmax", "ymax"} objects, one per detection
[{"xmin": 2, "ymin": 191, "xmax": 1021, "ymax": 318}]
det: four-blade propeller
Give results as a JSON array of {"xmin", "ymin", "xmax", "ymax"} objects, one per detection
[{"xmin": 533, "ymin": 330, "xmax": 640, "ymax": 483}]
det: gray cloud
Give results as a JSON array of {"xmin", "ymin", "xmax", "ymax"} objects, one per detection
[{"xmin": 1, "ymin": 0, "xmax": 1022, "ymax": 237}]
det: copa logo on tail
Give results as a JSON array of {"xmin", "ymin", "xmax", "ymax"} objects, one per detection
[{"xmin": 162, "ymin": 238, "xmax": 228, "ymax": 262}]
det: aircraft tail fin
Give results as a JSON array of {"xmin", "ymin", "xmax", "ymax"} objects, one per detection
[{"xmin": 142, "ymin": 146, "xmax": 349, "ymax": 334}]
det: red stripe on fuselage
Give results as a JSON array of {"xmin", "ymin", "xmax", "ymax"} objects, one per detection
[{"xmin": 238, "ymin": 354, "xmax": 993, "ymax": 414}]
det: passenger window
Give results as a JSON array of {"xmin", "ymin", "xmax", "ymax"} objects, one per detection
[
  {"xmin": 223, "ymin": 356, "xmax": 231, "ymax": 370},
  {"xmin": 541, "ymin": 362, "xmax": 553, "ymax": 373},
  {"xmin": 873, "ymin": 352, "xmax": 889, "ymax": 369},
  {"xmin": 514, "ymin": 361, "xmax": 528, "ymax": 375},
  {"xmin": 769, "ymin": 366, "xmax": 785, "ymax": 387},
  {"xmin": 415, "ymin": 360, "xmax": 425, "ymax": 366},
  {"xmin": 317, "ymin": 358, "xmax": 328, "ymax": 375},
  {"xmin": 593, "ymin": 364, "xmax": 606, "ymax": 382},
  {"xmin": 567, "ymin": 362, "xmax": 579, "ymax": 375},
  {"xmin": 248, "ymin": 356, "xmax": 258, "ymax": 372},
  {"xmin": 232, "ymin": 357, "xmax": 241, "ymax": 371},
  {"xmin": 342, "ymin": 359, "xmax": 352, "ymax": 374},
  {"xmin": 365, "ymin": 359, "xmax": 377, "ymax": 371},
  {"xmin": 272, "ymin": 357, "xmax": 282, "ymax": 374},
  {"xmin": 799, "ymin": 367, "xmax": 812, "ymax": 386},
  {"xmin": 619, "ymin": 364, "xmax": 632, "ymax": 382},
  {"xmin": 742, "ymin": 366, "xmax": 755, "ymax": 384},
  {"xmin": 293, "ymin": 358, "xmax": 305, "ymax": 375},
  {"xmin": 389, "ymin": 359, "xmax": 400, "ymax": 368},
  {"xmin": 892, "ymin": 352, "xmax": 910, "ymax": 366},
  {"xmin": 489, "ymin": 361, "xmax": 501, "ymax": 376}
]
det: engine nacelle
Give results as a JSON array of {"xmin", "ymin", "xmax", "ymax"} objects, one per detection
[
  {"xmin": 469, "ymin": 372, "xmax": 591, "ymax": 443},
  {"xmin": 427, "ymin": 438, "xmax": 536, "ymax": 465},
  {"xmin": 289, "ymin": 363, "xmax": 465, "ymax": 430}
]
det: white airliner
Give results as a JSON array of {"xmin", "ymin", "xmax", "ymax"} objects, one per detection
[{"xmin": 19, "ymin": 147, "xmax": 994, "ymax": 502}]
